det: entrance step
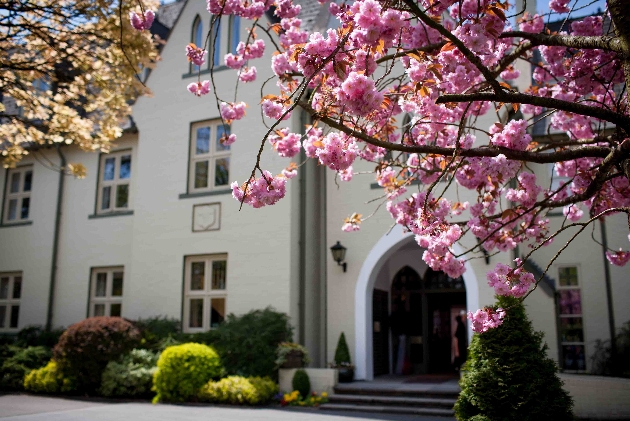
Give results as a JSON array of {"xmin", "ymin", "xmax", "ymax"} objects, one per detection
[
  {"xmin": 334, "ymin": 385, "xmax": 460, "ymax": 399},
  {"xmin": 328, "ymin": 393, "xmax": 457, "ymax": 408},
  {"xmin": 320, "ymin": 403, "xmax": 455, "ymax": 417}
]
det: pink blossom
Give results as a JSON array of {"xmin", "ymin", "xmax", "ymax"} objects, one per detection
[
  {"xmin": 487, "ymin": 263, "xmax": 535, "ymax": 298},
  {"xmin": 605, "ymin": 250, "xmax": 630, "ymax": 266},
  {"xmin": 316, "ymin": 132, "xmax": 358, "ymax": 171},
  {"xmin": 220, "ymin": 102, "xmax": 247, "ymax": 122},
  {"xmin": 563, "ymin": 204, "xmax": 583, "ymax": 222},
  {"xmin": 187, "ymin": 80, "xmax": 211, "ymax": 96},
  {"xmin": 519, "ymin": 13, "xmax": 544, "ymax": 33},
  {"xmin": 222, "ymin": 134, "xmax": 237, "ymax": 146},
  {"xmin": 262, "ymin": 99, "xmax": 292, "ymax": 120},
  {"xmin": 270, "ymin": 128, "xmax": 301, "ymax": 158},
  {"xmin": 186, "ymin": 44, "xmax": 207, "ymax": 66},
  {"xmin": 339, "ymin": 167, "xmax": 353, "ymax": 181},
  {"xmin": 238, "ymin": 66, "xmax": 257, "ymax": 83},
  {"xmin": 468, "ymin": 308, "xmax": 505, "ymax": 333},
  {"xmin": 231, "ymin": 171, "xmax": 287, "ymax": 208},
  {"xmin": 129, "ymin": 10, "xmax": 154, "ymax": 31}
]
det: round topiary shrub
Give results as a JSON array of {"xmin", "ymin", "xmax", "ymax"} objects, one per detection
[
  {"xmin": 53, "ymin": 317, "xmax": 141, "ymax": 393},
  {"xmin": 292, "ymin": 369, "xmax": 310, "ymax": 398},
  {"xmin": 99, "ymin": 349, "xmax": 159, "ymax": 398},
  {"xmin": 152, "ymin": 343, "xmax": 222, "ymax": 403},
  {"xmin": 454, "ymin": 296, "xmax": 574, "ymax": 421}
]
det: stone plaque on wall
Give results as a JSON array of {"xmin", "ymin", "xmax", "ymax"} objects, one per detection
[{"xmin": 192, "ymin": 203, "xmax": 221, "ymax": 232}]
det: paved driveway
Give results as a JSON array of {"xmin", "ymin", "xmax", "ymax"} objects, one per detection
[{"xmin": 0, "ymin": 394, "xmax": 455, "ymax": 421}]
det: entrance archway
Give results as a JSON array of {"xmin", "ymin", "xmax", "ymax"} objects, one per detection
[
  {"xmin": 373, "ymin": 266, "xmax": 467, "ymax": 376},
  {"xmin": 354, "ymin": 225, "xmax": 480, "ymax": 380}
]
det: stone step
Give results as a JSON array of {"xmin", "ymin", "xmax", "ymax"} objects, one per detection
[
  {"xmin": 334, "ymin": 385, "xmax": 460, "ymax": 399},
  {"xmin": 328, "ymin": 393, "xmax": 457, "ymax": 408},
  {"xmin": 320, "ymin": 403, "xmax": 455, "ymax": 417}
]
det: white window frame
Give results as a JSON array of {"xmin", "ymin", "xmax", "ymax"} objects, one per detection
[
  {"xmin": 97, "ymin": 150, "xmax": 133, "ymax": 214},
  {"xmin": 183, "ymin": 254, "xmax": 227, "ymax": 333},
  {"xmin": 188, "ymin": 121, "xmax": 231, "ymax": 193},
  {"xmin": 89, "ymin": 267, "xmax": 124, "ymax": 317},
  {"xmin": 3, "ymin": 166, "xmax": 33, "ymax": 224},
  {"xmin": 0, "ymin": 272, "xmax": 22, "ymax": 331},
  {"xmin": 557, "ymin": 265, "xmax": 587, "ymax": 372}
]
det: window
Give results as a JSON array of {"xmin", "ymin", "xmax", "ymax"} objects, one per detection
[
  {"xmin": 97, "ymin": 150, "xmax": 132, "ymax": 214},
  {"xmin": 183, "ymin": 255, "xmax": 227, "ymax": 332},
  {"xmin": 89, "ymin": 267, "xmax": 124, "ymax": 317},
  {"xmin": 189, "ymin": 121, "xmax": 231, "ymax": 192},
  {"xmin": 192, "ymin": 16, "xmax": 204, "ymax": 72},
  {"xmin": 3, "ymin": 166, "xmax": 33, "ymax": 224},
  {"xmin": 228, "ymin": 15, "xmax": 240, "ymax": 55},
  {"xmin": 557, "ymin": 266, "xmax": 586, "ymax": 371},
  {"xmin": 550, "ymin": 164, "xmax": 571, "ymax": 193},
  {"xmin": 0, "ymin": 273, "xmax": 22, "ymax": 331}
]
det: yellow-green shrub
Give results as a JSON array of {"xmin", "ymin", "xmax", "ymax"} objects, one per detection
[
  {"xmin": 152, "ymin": 343, "xmax": 221, "ymax": 403},
  {"xmin": 198, "ymin": 376, "xmax": 278, "ymax": 405},
  {"xmin": 23, "ymin": 361, "xmax": 76, "ymax": 394}
]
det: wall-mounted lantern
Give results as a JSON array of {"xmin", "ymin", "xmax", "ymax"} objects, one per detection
[{"xmin": 330, "ymin": 241, "xmax": 347, "ymax": 273}]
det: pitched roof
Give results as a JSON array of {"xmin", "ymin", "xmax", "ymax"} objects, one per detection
[
  {"xmin": 156, "ymin": 0, "xmax": 187, "ymax": 29},
  {"xmin": 294, "ymin": 0, "xmax": 329, "ymax": 33}
]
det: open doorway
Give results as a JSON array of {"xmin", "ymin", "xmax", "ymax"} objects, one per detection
[{"xmin": 372, "ymin": 266, "xmax": 467, "ymax": 376}]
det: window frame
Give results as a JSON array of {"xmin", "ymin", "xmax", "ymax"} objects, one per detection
[
  {"xmin": 556, "ymin": 265, "xmax": 587, "ymax": 372},
  {"xmin": 228, "ymin": 15, "xmax": 240, "ymax": 55},
  {"xmin": 188, "ymin": 120, "xmax": 232, "ymax": 194},
  {"xmin": 183, "ymin": 254, "xmax": 227, "ymax": 333},
  {"xmin": 0, "ymin": 272, "xmax": 22, "ymax": 331},
  {"xmin": 88, "ymin": 267, "xmax": 124, "ymax": 318},
  {"xmin": 3, "ymin": 165, "xmax": 33, "ymax": 225},
  {"xmin": 191, "ymin": 15, "xmax": 204, "ymax": 73},
  {"xmin": 96, "ymin": 150, "xmax": 133, "ymax": 215}
]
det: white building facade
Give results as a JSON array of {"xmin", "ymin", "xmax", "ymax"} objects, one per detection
[{"xmin": 1, "ymin": 0, "xmax": 628, "ymax": 380}]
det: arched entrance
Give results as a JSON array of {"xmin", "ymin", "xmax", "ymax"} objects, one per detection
[
  {"xmin": 354, "ymin": 225, "xmax": 480, "ymax": 380},
  {"xmin": 373, "ymin": 266, "xmax": 467, "ymax": 376}
]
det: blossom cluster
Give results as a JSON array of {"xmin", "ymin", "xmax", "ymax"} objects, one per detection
[
  {"xmin": 486, "ymin": 262, "xmax": 535, "ymax": 298},
  {"xmin": 178, "ymin": 0, "xmax": 630, "ymax": 335},
  {"xmin": 231, "ymin": 171, "xmax": 287, "ymax": 208},
  {"xmin": 468, "ymin": 308, "xmax": 506, "ymax": 333},
  {"xmin": 129, "ymin": 10, "xmax": 154, "ymax": 31}
]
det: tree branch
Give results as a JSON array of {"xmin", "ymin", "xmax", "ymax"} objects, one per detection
[
  {"xmin": 501, "ymin": 31, "xmax": 626, "ymax": 54},
  {"xmin": 436, "ymin": 91, "xmax": 630, "ymax": 130}
]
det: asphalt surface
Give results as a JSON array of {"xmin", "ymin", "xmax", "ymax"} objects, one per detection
[{"xmin": 0, "ymin": 394, "xmax": 455, "ymax": 421}]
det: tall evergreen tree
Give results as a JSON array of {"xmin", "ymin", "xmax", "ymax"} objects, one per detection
[{"xmin": 455, "ymin": 296, "xmax": 573, "ymax": 421}]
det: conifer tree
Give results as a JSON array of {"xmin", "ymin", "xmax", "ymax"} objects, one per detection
[
  {"xmin": 334, "ymin": 332, "xmax": 351, "ymax": 365},
  {"xmin": 455, "ymin": 296, "xmax": 573, "ymax": 421}
]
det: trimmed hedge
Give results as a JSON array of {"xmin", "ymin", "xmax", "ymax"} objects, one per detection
[
  {"xmin": 53, "ymin": 317, "xmax": 141, "ymax": 393},
  {"xmin": 24, "ymin": 360, "xmax": 76, "ymax": 394},
  {"xmin": 99, "ymin": 349, "xmax": 159, "ymax": 397},
  {"xmin": 152, "ymin": 343, "xmax": 222, "ymax": 403},
  {"xmin": 455, "ymin": 296, "xmax": 573, "ymax": 421},
  {"xmin": 198, "ymin": 376, "xmax": 278, "ymax": 405}
]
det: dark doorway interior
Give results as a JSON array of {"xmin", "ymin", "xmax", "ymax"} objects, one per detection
[{"xmin": 373, "ymin": 266, "xmax": 466, "ymax": 375}]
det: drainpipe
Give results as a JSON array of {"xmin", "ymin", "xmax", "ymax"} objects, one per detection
[
  {"xmin": 298, "ymin": 111, "xmax": 307, "ymax": 345},
  {"xmin": 46, "ymin": 144, "xmax": 66, "ymax": 331},
  {"xmin": 599, "ymin": 219, "xmax": 617, "ymax": 374}
]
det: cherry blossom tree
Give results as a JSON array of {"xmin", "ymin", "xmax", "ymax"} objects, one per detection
[
  {"xmin": 192, "ymin": 0, "xmax": 629, "ymax": 331},
  {"xmin": 0, "ymin": 0, "xmax": 159, "ymax": 171}
]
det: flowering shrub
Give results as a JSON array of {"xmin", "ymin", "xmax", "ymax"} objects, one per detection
[
  {"xmin": 152, "ymin": 343, "xmax": 222, "ymax": 403},
  {"xmin": 198, "ymin": 376, "xmax": 278, "ymax": 405},
  {"xmin": 455, "ymin": 296, "xmax": 573, "ymax": 421},
  {"xmin": 0, "ymin": 346, "xmax": 51, "ymax": 391},
  {"xmin": 279, "ymin": 390, "xmax": 329, "ymax": 407},
  {"xmin": 53, "ymin": 317, "xmax": 141, "ymax": 393},
  {"xmin": 23, "ymin": 361, "xmax": 76, "ymax": 394},
  {"xmin": 99, "ymin": 349, "xmax": 159, "ymax": 398}
]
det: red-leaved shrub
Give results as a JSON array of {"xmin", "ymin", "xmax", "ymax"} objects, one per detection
[{"xmin": 53, "ymin": 317, "xmax": 141, "ymax": 393}]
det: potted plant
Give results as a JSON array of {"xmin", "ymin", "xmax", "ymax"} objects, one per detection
[
  {"xmin": 276, "ymin": 342, "xmax": 310, "ymax": 369},
  {"xmin": 331, "ymin": 332, "xmax": 354, "ymax": 383}
]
